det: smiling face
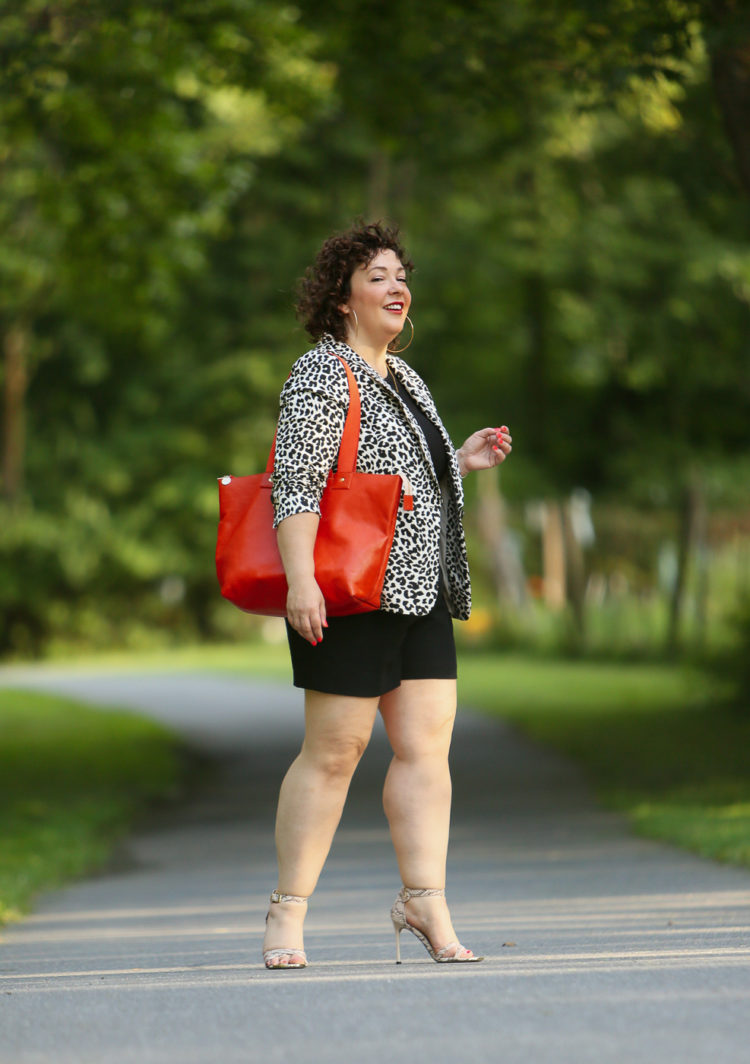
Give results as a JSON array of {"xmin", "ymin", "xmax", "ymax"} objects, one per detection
[{"xmin": 340, "ymin": 248, "xmax": 411, "ymax": 352}]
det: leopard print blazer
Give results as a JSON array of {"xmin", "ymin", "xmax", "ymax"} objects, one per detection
[{"xmin": 270, "ymin": 336, "xmax": 471, "ymax": 619}]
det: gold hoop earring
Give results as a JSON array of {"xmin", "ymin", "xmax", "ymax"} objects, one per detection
[
  {"xmin": 389, "ymin": 315, "xmax": 414, "ymax": 354},
  {"xmin": 349, "ymin": 307, "xmax": 359, "ymax": 336}
]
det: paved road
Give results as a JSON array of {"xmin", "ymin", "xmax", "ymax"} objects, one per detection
[{"xmin": 1, "ymin": 666, "xmax": 749, "ymax": 1064}]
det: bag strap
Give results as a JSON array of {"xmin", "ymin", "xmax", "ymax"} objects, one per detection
[{"xmin": 265, "ymin": 353, "xmax": 360, "ymax": 474}]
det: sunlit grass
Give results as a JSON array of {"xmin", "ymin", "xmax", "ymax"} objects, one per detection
[
  {"xmin": 68, "ymin": 641, "xmax": 750, "ymax": 869},
  {"xmin": 2, "ymin": 639, "xmax": 292, "ymax": 680},
  {"xmin": 3, "ymin": 642, "xmax": 747, "ymax": 928},
  {"xmin": 0, "ymin": 689, "xmax": 187, "ymax": 926},
  {"xmin": 458, "ymin": 654, "xmax": 750, "ymax": 867}
]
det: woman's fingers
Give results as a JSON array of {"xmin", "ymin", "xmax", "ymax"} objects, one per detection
[
  {"xmin": 287, "ymin": 582, "xmax": 327, "ymax": 645},
  {"xmin": 290, "ymin": 610, "xmax": 322, "ymax": 645},
  {"xmin": 490, "ymin": 426, "xmax": 512, "ymax": 460},
  {"xmin": 459, "ymin": 426, "xmax": 512, "ymax": 473},
  {"xmin": 293, "ymin": 609, "xmax": 324, "ymax": 645}
]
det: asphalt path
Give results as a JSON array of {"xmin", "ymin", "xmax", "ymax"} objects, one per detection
[{"xmin": 1, "ymin": 665, "xmax": 749, "ymax": 1064}]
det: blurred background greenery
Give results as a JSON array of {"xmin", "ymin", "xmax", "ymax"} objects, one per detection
[
  {"xmin": 2, "ymin": 2, "xmax": 750, "ymax": 910},
  {"xmin": 1, "ymin": 0, "xmax": 749, "ymax": 676}
]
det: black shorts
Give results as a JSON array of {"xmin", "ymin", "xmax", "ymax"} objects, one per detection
[{"xmin": 285, "ymin": 593, "xmax": 457, "ymax": 698}]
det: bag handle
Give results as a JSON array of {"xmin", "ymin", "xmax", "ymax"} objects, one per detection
[{"xmin": 264, "ymin": 354, "xmax": 360, "ymax": 475}]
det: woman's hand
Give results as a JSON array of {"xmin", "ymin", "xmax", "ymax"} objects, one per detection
[
  {"xmin": 457, "ymin": 426, "xmax": 512, "ymax": 476},
  {"xmin": 286, "ymin": 577, "xmax": 327, "ymax": 646},
  {"xmin": 276, "ymin": 512, "xmax": 328, "ymax": 645}
]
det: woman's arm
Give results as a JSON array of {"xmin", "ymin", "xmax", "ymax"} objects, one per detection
[
  {"xmin": 271, "ymin": 355, "xmax": 349, "ymax": 645},
  {"xmin": 277, "ymin": 512, "xmax": 327, "ymax": 645},
  {"xmin": 456, "ymin": 426, "xmax": 512, "ymax": 476}
]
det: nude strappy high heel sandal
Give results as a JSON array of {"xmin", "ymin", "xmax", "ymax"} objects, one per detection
[
  {"xmin": 390, "ymin": 886, "xmax": 484, "ymax": 964},
  {"xmin": 262, "ymin": 891, "xmax": 309, "ymax": 970}
]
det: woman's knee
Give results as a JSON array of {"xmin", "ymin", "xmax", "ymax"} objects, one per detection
[
  {"xmin": 380, "ymin": 679, "xmax": 457, "ymax": 762},
  {"xmin": 300, "ymin": 691, "xmax": 376, "ymax": 779},
  {"xmin": 388, "ymin": 708, "xmax": 456, "ymax": 763},
  {"xmin": 303, "ymin": 731, "xmax": 370, "ymax": 780}
]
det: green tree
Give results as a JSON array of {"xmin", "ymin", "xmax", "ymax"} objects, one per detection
[
  {"xmin": 2, "ymin": 0, "xmax": 749, "ymax": 656},
  {"xmin": 0, "ymin": 0, "xmax": 331, "ymax": 652}
]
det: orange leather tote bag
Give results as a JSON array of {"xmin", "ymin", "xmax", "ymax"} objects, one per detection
[{"xmin": 216, "ymin": 355, "xmax": 403, "ymax": 617}]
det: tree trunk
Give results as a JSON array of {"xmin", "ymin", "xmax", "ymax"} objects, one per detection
[
  {"xmin": 542, "ymin": 501, "xmax": 566, "ymax": 610},
  {"xmin": 368, "ymin": 149, "xmax": 390, "ymax": 219},
  {"xmin": 562, "ymin": 500, "xmax": 586, "ymax": 638},
  {"xmin": 475, "ymin": 470, "xmax": 527, "ymax": 609},
  {"xmin": 2, "ymin": 322, "xmax": 29, "ymax": 507},
  {"xmin": 392, "ymin": 158, "xmax": 416, "ymax": 221},
  {"xmin": 667, "ymin": 480, "xmax": 704, "ymax": 654},
  {"xmin": 517, "ymin": 164, "xmax": 551, "ymax": 463},
  {"xmin": 523, "ymin": 270, "xmax": 550, "ymax": 462},
  {"xmin": 693, "ymin": 486, "xmax": 710, "ymax": 649},
  {"xmin": 708, "ymin": 1, "xmax": 750, "ymax": 198}
]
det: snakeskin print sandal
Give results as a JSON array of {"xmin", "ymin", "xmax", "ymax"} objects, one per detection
[
  {"xmin": 390, "ymin": 886, "xmax": 484, "ymax": 964},
  {"xmin": 262, "ymin": 890, "xmax": 309, "ymax": 970}
]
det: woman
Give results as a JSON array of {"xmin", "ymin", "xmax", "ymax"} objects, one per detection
[{"xmin": 263, "ymin": 222, "xmax": 512, "ymax": 969}]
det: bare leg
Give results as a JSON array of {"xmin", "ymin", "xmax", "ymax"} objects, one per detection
[
  {"xmin": 263, "ymin": 690, "xmax": 379, "ymax": 964},
  {"xmin": 380, "ymin": 679, "xmax": 468, "ymax": 955}
]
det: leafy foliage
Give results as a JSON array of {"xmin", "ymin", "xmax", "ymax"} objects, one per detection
[
  {"xmin": 1, "ymin": 0, "xmax": 749, "ymax": 655},
  {"xmin": 0, "ymin": 686, "xmax": 185, "ymax": 923}
]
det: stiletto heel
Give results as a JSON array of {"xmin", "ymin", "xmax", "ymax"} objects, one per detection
[
  {"xmin": 390, "ymin": 886, "xmax": 484, "ymax": 964},
  {"xmin": 262, "ymin": 890, "xmax": 309, "ymax": 970}
]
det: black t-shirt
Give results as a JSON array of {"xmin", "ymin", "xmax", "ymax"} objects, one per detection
[{"xmin": 384, "ymin": 371, "xmax": 448, "ymax": 482}]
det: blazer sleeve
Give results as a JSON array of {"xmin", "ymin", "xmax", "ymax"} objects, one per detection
[{"xmin": 270, "ymin": 352, "xmax": 348, "ymax": 528}]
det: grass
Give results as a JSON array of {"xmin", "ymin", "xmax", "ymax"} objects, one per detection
[
  {"xmin": 4, "ymin": 639, "xmax": 293, "ymax": 680},
  {"xmin": 53, "ymin": 639, "xmax": 749, "ymax": 869},
  {"xmin": 2, "ymin": 640, "xmax": 747, "ymax": 928},
  {"xmin": 0, "ymin": 688, "xmax": 188, "ymax": 926},
  {"xmin": 457, "ymin": 654, "xmax": 750, "ymax": 868}
]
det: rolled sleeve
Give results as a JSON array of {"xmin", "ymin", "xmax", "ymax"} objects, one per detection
[
  {"xmin": 450, "ymin": 446, "xmax": 465, "ymax": 511},
  {"xmin": 270, "ymin": 379, "xmax": 347, "ymax": 529}
]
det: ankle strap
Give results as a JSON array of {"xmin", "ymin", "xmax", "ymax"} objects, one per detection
[
  {"xmin": 400, "ymin": 886, "xmax": 445, "ymax": 900},
  {"xmin": 270, "ymin": 891, "xmax": 309, "ymax": 904}
]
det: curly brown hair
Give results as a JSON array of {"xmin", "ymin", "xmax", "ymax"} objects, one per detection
[{"xmin": 296, "ymin": 222, "xmax": 414, "ymax": 343}]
